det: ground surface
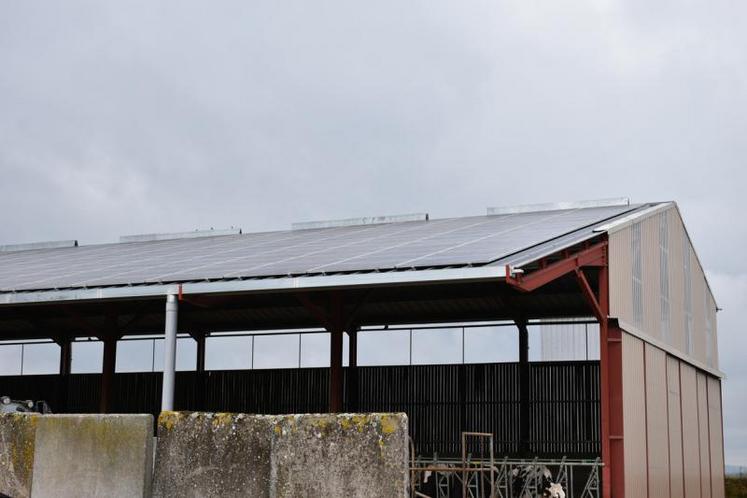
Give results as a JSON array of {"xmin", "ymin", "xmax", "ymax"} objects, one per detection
[{"xmin": 727, "ymin": 477, "xmax": 747, "ymax": 497}]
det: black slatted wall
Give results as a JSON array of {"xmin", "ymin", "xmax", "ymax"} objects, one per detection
[{"xmin": 0, "ymin": 361, "xmax": 599, "ymax": 458}]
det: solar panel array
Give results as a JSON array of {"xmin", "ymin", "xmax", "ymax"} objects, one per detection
[{"xmin": 0, "ymin": 204, "xmax": 650, "ymax": 292}]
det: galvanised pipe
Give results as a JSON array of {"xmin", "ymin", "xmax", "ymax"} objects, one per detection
[{"xmin": 161, "ymin": 294, "xmax": 178, "ymax": 412}]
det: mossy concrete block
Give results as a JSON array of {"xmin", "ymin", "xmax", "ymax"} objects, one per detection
[
  {"xmin": 153, "ymin": 412, "xmax": 409, "ymax": 498},
  {"xmin": 0, "ymin": 413, "xmax": 40, "ymax": 498},
  {"xmin": 269, "ymin": 413, "xmax": 409, "ymax": 498},
  {"xmin": 30, "ymin": 414, "xmax": 153, "ymax": 498}
]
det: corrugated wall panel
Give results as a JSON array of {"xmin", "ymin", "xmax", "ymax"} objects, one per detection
[
  {"xmin": 697, "ymin": 373, "xmax": 712, "ymax": 498},
  {"xmin": 623, "ymin": 332, "xmax": 648, "ymax": 498},
  {"xmin": 692, "ymin": 259, "xmax": 707, "ymax": 365},
  {"xmin": 681, "ymin": 364, "xmax": 702, "ymax": 498},
  {"xmin": 610, "ymin": 226, "xmax": 633, "ymax": 322},
  {"xmin": 710, "ymin": 298, "xmax": 719, "ymax": 369},
  {"xmin": 643, "ymin": 215, "xmax": 661, "ymax": 341},
  {"xmin": 669, "ymin": 212, "xmax": 686, "ymax": 353},
  {"xmin": 609, "ymin": 206, "xmax": 720, "ymax": 371},
  {"xmin": 704, "ymin": 290, "xmax": 717, "ymax": 369},
  {"xmin": 660, "ymin": 210, "xmax": 672, "ymax": 345},
  {"xmin": 646, "ymin": 344, "xmax": 670, "ymax": 498},
  {"xmin": 707, "ymin": 377, "xmax": 725, "ymax": 498},
  {"xmin": 667, "ymin": 356, "xmax": 685, "ymax": 498}
]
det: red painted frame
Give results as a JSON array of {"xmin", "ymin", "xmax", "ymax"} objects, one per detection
[{"xmin": 506, "ymin": 239, "xmax": 625, "ymax": 498}]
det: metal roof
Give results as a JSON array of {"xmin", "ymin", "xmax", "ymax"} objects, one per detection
[{"xmin": 0, "ymin": 202, "xmax": 666, "ymax": 303}]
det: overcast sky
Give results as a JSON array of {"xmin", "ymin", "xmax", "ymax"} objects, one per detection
[{"xmin": 1, "ymin": 0, "xmax": 745, "ymax": 464}]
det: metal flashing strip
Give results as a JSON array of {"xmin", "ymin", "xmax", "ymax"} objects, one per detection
[
  {"xmin": 617, "ymin": 318, "xmax": 725, "ymax": 379},
  {"xmin": 0, "ymin": 240, "xmax": 78, "ymax": 252},
  {"xmin": 592, "ymin": 202, "xmax": 672, "ymax": 234},
  {"xmin": 487, "ymin": 198, "xmax": 630, "ymax": 216},
  {"xmin": 292, "ymin": 213, "xmax": 428, "ymax": 230},
  {"xmin": 119, "ymin": 228, "xmax": 242, "ymax": 243},
  {"xmin": 0, "ymin": 265, "xmax": 504, "ymax": 306}
]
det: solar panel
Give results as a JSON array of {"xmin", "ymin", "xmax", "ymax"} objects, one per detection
[{"xmin": 0, "ymin": 204, "xmax": 650, "ymax": 292}]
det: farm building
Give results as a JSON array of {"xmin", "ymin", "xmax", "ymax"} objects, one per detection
[{"xmin": 0, "ymin": 199, "xmax": 724, "ymax": 497}]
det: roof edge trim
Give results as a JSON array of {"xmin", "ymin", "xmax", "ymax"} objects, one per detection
[{"xmin": 0, "ymin": 266, "xmax": 504, "ymax": 306}]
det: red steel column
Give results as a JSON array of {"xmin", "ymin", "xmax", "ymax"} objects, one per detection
[
  {"xmin": 99, "ymin": 334, "xmax": 117, "ymax": 413},
  {"xmin": 297, "ymin": 291, "xmax": 347, "ymax": 413},
  {"xmin": 517, "ymin": 319, "xmax": 531, "ymax": 456},
  {"xmin": 56, "ymin": 335, "xmax": 73, "ymax": 412},
  {"xmin": 330, "ymin": 329, "xmax": 344, "ymax": 412},
  {"xmin": 193, "ymin": 331, "xmax": 207, "ymax": 411},
  {"xmin": 329, "ymin": 293, "xmax": 344, "ymax": 413},
  {"xmin": 347, "ymin": 327, "xmax": 359, "ymax": 412},
  {"xmin": 58, "ymin": 336, "xmax": 72, "ymax": 376},
  {"xmin": 194, "ymin": 332, "xmax": 206, "ymax": 373},
  {"xmin": 599, "ymin": 265, "xmax": 625, "ymax": 497}
]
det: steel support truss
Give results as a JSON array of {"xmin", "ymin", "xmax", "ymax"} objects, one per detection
[{"xmin": 505, "ymin": 239, "xmax": 624, "ymax": 498}]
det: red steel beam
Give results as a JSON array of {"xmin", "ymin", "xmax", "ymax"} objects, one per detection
[
  {"xmin": 575, "ymin": 268, "xmax": 605, "ymax": 323},
  {"xmin": 295, "ymin": 293, "xmax": 333, "ymax": 331},
  {"xmin": 505, "ymin": 241, "xmax": 608, "ymax": 292}
]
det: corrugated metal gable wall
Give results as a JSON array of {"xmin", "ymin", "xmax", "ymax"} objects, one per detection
[
  {"xmin": 610, "ymin": 221, "xmax": 634, "ymax": 324},
  {"xmin": 609, "ymin": 206, "xmax": 719, "ymax": 369},
  {"xmin": 643, "ymin": 218, "xmax": 661, "ymax": 341},
  {"xmin": 669, "ymin": 211, "xmax": 686, "ymax": 353},
  {"xmin": 693, "ymin": 261, "xmax": 707, "ymax": 365}
]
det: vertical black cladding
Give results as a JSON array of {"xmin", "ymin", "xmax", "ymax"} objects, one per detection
[
  {"xmin": 518, "ymin": 320, "xmax": 531, "ymax": 456},
  {"xmin": 0, "ymin": 361, "xmax": 600, "ymax": 458}
]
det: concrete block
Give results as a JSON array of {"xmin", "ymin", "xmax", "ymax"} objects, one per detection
[
  {"xmin": 30, "ymin": 414, "xmax": 153, "ymax": 498},
  {"xmin": 0, "ymin": 413, "xmax": 39, "ymax": 498},
  {"xmin": 153, "ymin": 412, "xmax": 409, "ymax": 498}
]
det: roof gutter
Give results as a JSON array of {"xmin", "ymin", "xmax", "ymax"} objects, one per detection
[{"xmin": 0, "ymin": 266, "xmax": 506, "ymax": 306}]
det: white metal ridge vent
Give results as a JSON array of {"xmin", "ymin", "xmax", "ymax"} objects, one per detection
[
  {"xmin": 292, "ymin": 213, "xmax": 429, "ymax": 230},
  {"xmin": 0, "ymin": 240, "xmax": 78, "ymax": 253},
  {"xmin": 487, "ymin": 198, "xmax": 630, "ymax": 216},
  {"xmin": 119, "ymin": 227, "xmax": 242, "ymax": 243}
]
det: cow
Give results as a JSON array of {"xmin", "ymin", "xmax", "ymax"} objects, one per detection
[{"xmin": 511, "ymin": 465, "xmax": 565, "ymax": 498}]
